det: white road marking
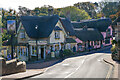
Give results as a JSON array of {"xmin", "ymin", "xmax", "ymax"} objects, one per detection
[
  {"xmin": 62, "ymin": 64, "xmax": 69, "ymax": 66},
  {"xmin": 65, "ymin": 58, "xmax": 86, "ymax": 78}
]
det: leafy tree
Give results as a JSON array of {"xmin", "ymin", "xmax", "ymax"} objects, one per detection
[
  {"xmin": 74, "ymin": 2, "xmax": 97, "ymax": 18},
  {"xmin": 2, "ymin": 8, "xmax": 18, "ymax": 43},
  {"xmin": 98, "ymin": 1, "xmax": 120, "ymax": 18},
  {"xmin": 60, "ymin": 6, "xmax": 91, "ymax": 21}
]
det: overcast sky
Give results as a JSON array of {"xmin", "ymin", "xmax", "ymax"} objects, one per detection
[{"xmin": 0, "ymin": 0, "xmax": 102, "ymax": 11}]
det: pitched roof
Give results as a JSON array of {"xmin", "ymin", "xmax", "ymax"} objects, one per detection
[
  {"xmin": 60, "ymin": 18, "xmax": 75, "ymax": 36},
  {"xmin": 112, "ymin": 17, "xmax": 120, "ymax": 25},
  {"xmin": 72, "ymin": 18, "xmax": 112, "ymax": 32},
  {"xmin": 74, "ymin": 28, "xmax": 104, "ymax": 41},
  {"xmin": 20, "ymin": 15, "xmax": 59, "ymax": 39},
  {"xmin": 66, "ymin": 38, "xmax": 77, "ymax": 43}
]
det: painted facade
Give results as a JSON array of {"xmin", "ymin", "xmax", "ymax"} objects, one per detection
[
  {"xmin": 101, "ymin": 25, "xmax": 113, "ymax": 46},
  {"xmin": 16, "ymin": 16, "xmax": 76, "ymax": 61}
]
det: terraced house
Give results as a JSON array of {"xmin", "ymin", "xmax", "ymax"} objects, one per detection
[
  {"xmin": 16, "ymin": 15, "xmax": 77, "ymax": 61},
  {"xmin": 72, "ymin": 18, "xmax": 113, "ymax": 51}
]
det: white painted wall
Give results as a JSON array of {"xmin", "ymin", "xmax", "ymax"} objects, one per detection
[{"xmin": 49, "ymin": 30, "xmax": 65, "ymax": 43}]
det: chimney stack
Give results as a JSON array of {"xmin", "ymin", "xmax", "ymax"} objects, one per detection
[{"xmin": 48, "ymin": 7, "xmax": 53, "ymax": 16}]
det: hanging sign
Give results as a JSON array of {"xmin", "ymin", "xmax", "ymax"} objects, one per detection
[{"xmin": 7, "ymin": 20, "xmax": 16, "ymax": 33}]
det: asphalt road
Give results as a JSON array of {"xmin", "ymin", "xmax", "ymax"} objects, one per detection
[{"xmin": 30, "ymin": 48, "xmax": 112, "ymax": 79}]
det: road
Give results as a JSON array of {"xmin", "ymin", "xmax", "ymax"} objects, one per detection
[{"xmin": 29, "ymin": 47, "xmax": 113, "ymax": 79}]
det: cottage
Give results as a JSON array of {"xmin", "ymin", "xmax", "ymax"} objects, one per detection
[
  {"xmin": 59, "ymin": 18, "xmax": 77, "ymax": 52},
  {"xmin": 74, "ymin": 27, "xmax": 104, "ymax": 51},
  {"xmin": 72, "ymin": 18, "xmax": 112, "ymax": 47},
  {"xmin": 16, "ymin": 15, "xmax": 77, "ymax": 61}
]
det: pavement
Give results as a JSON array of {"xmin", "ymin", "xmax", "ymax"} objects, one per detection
[
  {"xmin": 103, "ymin": 54, "xmax": 120, "ymax": 79},
  {"xmin": 1, "ymin": 59, "xmax": 61, "ymax": 80}
]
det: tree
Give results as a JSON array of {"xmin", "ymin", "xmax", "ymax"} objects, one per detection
[
  {"xmin": 1, "ymin": 8, "xmax": 18, "ymax": 42},
  {"xmin": 98, "ymin": 1, "xmax": 120, "ymax": 18},
  {"xmin": 74, "ymin": 2, "xmax": 97, "ymax": 18},
  {"xmin": 60, "ymin": 6, "xmax": 91, "ymax": 21}
]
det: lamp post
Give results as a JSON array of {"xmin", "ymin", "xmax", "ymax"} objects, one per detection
[{"xmin": 35, "ymin": 25, "xmax": 39, "ymax": 61}]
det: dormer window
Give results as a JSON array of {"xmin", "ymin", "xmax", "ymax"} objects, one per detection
[
  {"xmin": 55, "ymin": 31, "xmax": 60, "ymax": 39},
  {"xmin": 20, "ymin": 32, "xmax": 25, "ymax": 39}
]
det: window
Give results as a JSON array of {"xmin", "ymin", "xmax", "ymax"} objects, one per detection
[
  {"xmin": 94, "ymin": 41, "xmax": 96, "ymax": 45},
  {"xmin": 20, "ymin": 32, "xmax": 25, "ymax": 39},
  {"xmin": 55, "ymin": 31, "xmax": 60, "ymax": 39},
  {"xmin": 105, "ymin": 39, "xmax": 110, "ymax": 44}
]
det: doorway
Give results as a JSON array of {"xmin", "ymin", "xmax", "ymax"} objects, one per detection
[{"xmin": 41, "ymin": 48, "xmax": 44, "ymax": 59}]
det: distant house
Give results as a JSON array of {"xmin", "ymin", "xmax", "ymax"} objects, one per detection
[
  {"xmin": 112, "ymin": 17, "xmax": 120, "ymax": 41},
  {"xmin": 16, "ymin": 15, "xmax": 77, "ymax": 61},
  {"xmin": 74, "ymin": 27, "xmax": 104, "ymax": 51},
  {"xmin": 72, "ymin": 18, "xmax": 112, "ymax": 47}
]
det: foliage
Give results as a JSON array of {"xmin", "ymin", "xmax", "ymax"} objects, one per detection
[
  {"xmin": 111, "ymin": 40, "xmax": 117, "ymax": 45},
  {"xmin": 2, "ymin": 29, "xmax": 11, "ymax": 42},
  {"xmin": 118, "ymin": 40, "xmax": 120, "ymax": 47},
  {"xmin": 98, "ymin": 1, "xmax": 120, "ymax": 18},
  {"xmin": 63, "ymin": 49, "xmax": 74, "ymax": 56},
  {"xmin": 60, "ymin": 6, "xmax": 91, "ymax": 21},
  {"xmin": 1, "ymin": 8, "xmax": 18, "ymax": 42},
  {"xmin": 111, "ymin": 45, "xmax": 116, "ymax": 52},
  {"xmin": 74, "ymin": 2, "xmax": 97, "ymax": 18},
  {"xmin": 110, "ymin": 11, "xmax": 120, "ymax": 21}
]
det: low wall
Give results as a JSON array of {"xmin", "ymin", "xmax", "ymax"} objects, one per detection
[{"xmin": 0, "ymin": 57, "xmax": 26, "ymax": 76}]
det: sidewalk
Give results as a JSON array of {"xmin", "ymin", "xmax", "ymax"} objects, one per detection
[
  {"xmin": 1, "ymin": 59, "xmax": 61, "ymax": 79},
  {"xmin": 103, "ymin": 54, "xmax": 120, "ymax": 79}
]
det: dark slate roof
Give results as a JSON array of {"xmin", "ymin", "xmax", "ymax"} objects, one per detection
[
  {"xmin": 72, "ymin": 18, "xmax": 112, "ymax": 32},
  {"xmin": 20, "ymin": 15, "xmax": 59, "ymax": 39},
  {"xmin": 60, "ymin": 18, "xmax": 75, "ymax": 36},
  {"xmin": 66, "ymin": 38, "xmax": 77, "ymax": 43},
  {"xmin": 74, "ymin": 28, "xmax": 104, "ymax": 41},
  {"xmin": 54, "ymin": 26, "xmax": 62, "ymax": 31},
  {"xmin": 112, "ymin": 17, "xmax": 120, "ymax": 25}
]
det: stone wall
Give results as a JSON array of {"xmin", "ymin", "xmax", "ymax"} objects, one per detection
[{"xmin": 0, "ymin": 57, "xmax": 26, "ymax": 76}]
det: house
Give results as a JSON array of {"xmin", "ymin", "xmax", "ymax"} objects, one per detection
[
  {"xmin": 59, "ymin": 18, "xmax": 77, "ymax": 52},
  {"xmin": 72, "ymin": 18, "xmax": 112, "ymax": 47},
  {"xmin": 74, "ymin": 27, "xmax": 104, "ymax": 51},
  {"xmin": 112, "ymin": 17, "xmax": 120, "ymax": 41},
  {"xmin": 16, "ymin": 15, "xmax": 77, "ymax": 61}
]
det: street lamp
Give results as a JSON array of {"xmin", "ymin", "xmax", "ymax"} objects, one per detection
[{"xmin": 35, "ymin": 25, "xmax": 38, "ymax": 60}]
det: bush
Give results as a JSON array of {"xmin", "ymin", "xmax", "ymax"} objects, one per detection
[
  {"xmin": 118, "ymin": 40, "xmax": 120, "ymax": 47},
  {"xmin": 111, "ymin": 40, "xmax": 117, "ymax": 45},
  {"xmin": 111, "ymin": 45, "xmax": 116, "ymax": 52},
  {"xmin": 63, "ymin": 49, "xmax": 74, "ymax": 56}
]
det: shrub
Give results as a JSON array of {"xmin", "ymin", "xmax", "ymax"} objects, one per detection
[
  {"xmin": 63, "ymin": 49, "xmax": 74, "ymax": 56},
  {"xmin": 118, "ymin": 40, "xmax": 120, "ymax": 47},
  {"xmin": 111, "ymin": 45, "xmax": 116, "ymax": 52},
  {"xmin": 111, "ymin": 40, "xmax": 117, "ymax": 45}
]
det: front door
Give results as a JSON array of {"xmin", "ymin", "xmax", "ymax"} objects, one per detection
[{"xmin": 41, "ymin": 48, "xmax": 44, "ymax": 59}]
